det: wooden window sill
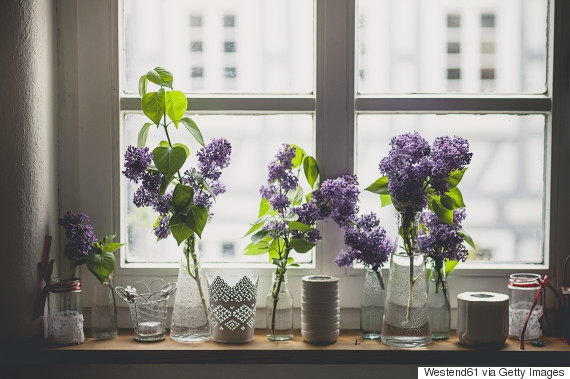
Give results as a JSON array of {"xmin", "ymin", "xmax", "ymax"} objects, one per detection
[{"xmin": 2, "ymin": 330, "xmax": 569, "ymax": 366}]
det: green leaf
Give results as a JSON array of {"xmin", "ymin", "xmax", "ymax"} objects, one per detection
[
  {"xmin": 303, "ymin": 156, "xmax": 320, "ymax": 189},
  {"xmin": 102, "ymin": 242, "xmax": 124, "ymax": 254},
  {"xmin": 158, "ymin": 174, "xmax": 174, "ymax": 197},
  {"xmin": 146, "ymin": 67, "xmax": 173, "ymax": 89},
  {"xmin": 429, "ymin": 196, "xmax": 454, "ymax": 225},
  {"xmin": 380, "ymin": 194, "xmax": 392, "ymax": 207},
  {"xmin": 258, "ymin": 197, "xmax": 271, "ymax": 218},
  {"xmin": 445, "ymin": 187, "xmax": 466, "ymax": 209},
  {"xmin": 250, "ymin": 229, "xmax": 271, "ymax": 245},
  {"xmin": 288, "ymin": 221, "xmax": 313, "ymax": 232},
  {"xmin": 459, "ymin": 229, "xmax": 476, "ymax": 250},
  {"xmin": 165, "ymin": 90, "xmax": 188, "ymax": 127},
  {"xmin": 448, "ymin": 167, "xmax": 468, "ymax": 189},
  {"xmin": 365, "ymin": 176, "xmax": 390, "ymax": 195},
  {"xmin": 270, "ymin": 238, "xmax": 286, "ymax": 256},
  {"xmin": 137, "ymin": 123, "xmax": 153, "ymax": 147},
  {"xmin": 152, "ymin": 146, "xmax": 187, "ymax": 176},
  {"xmin": 445, "ymin": 260, "xmax": 459, "ymax": 276},
  {"xmin": 287, "ymin": 186, "xmax": 304, "ymax": 207},
  {"xmin": 440, "ymin": 194, "xmax": 456, "ymax": 210},
  {"xmin": 185, "ymin": 206, "xmax": 209, "ymax": 238},
  {"xmin": 191, "ymin": 169, "xmax": 216, "ymax": 200},
  {"xmin": 138, "ymin": 75, "xmax": 148, "ymax": 97},
  {"xmin": 290, "ymin": 144, "xmax": 306, "ymax": 168},
  {"xmin": 172, "ymin": 184, "xmax": 194, "ymax": 212},
  {"xmin": 290, "ymin": 238, "xmax": 316, "ymax": 254},
  {"xmin": 86, "ymin": 252, "xmax": 116, "ymax": 284},
  {"xmin": 180, "ymin": 117, "xmax": 205, "ymax": 146},
  {"xmin": 244, "ymin": 221, "xmax": 264, "ymax": 238},
  {"xmin": 170, "ymin": 214, "xmax": 194, "ymax": 245},
  {"xmin": 244, "ymin": 240, "xmax": 270, "ymax": 255},
  {"xmin": 173, "ymin": 143, "xmax": 190, "ymax": 158},
  {"xmin": 142, "ymin": 88, "xmax": 166, "ymax": 126}
]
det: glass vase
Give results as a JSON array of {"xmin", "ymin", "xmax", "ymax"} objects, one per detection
[
  {"xmin": 360, "ymin": 269, "xmax": 386, "ymax": 340},
  {"xmin": 47, "ymin": 278, "xmax": 84, "ymax": 345},
  {"xmin": 170, "ymin": 235, "xmax": 211, "ymax": 343},
  {"xmin": 427, "ymin": 261, "xmax": 450, "ymax": 340},
  {"xmin": 91, "ymin": 275, "xmax": 118, "ymax": 340},
  {"xmin": 266, "ymin": 272, "xmax": 293, "ymax": 341},
  {"xmin": 382, "ymin": 250, "xmax": 431, "ymax": 347}
]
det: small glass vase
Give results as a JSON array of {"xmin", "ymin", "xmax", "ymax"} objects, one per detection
[
  {"xmin": 91, "ymin": 275, "xmax": 118, "ymax": 340},
  {"xmin": 427, "ymin": 261, "xmax": 450, "ymax": 340},
  {"xmin": 47, "ymin": 278, "xmax": 84, "ymax": 345},
  {"xmin": 266, "ymin": 272, "xmax": 293, "ymax": 341},
  {"xmin": 360, "ymin": 269, "xmax": 386, "ymax": 340},
  {"xmin": 382, "ymin": 250, "xmax": 431, "ymax": 348},
  {"xmin": 170, "ymin": 235, "xmax": 211, "ymax": 343}
]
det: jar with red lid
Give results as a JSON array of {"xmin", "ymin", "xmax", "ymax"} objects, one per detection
[{"xmin": 46, "ymin": 278, "xmax": 85, "ymax": 344}]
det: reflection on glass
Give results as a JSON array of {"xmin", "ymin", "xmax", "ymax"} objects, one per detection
[
  {"xmin": 357, "ymin": 0, "xmax": 547, "ymax": 94},
  {"xmin": 123, "ymin": 113, "xmax": 314, "ymax": 264},
  {"xmin": 123, "ymin": 0, "xmax": 314, "ymax": 94},
  {"xmin": 356, "ymin": 114, "xmax": 545, "ymax": 264}
]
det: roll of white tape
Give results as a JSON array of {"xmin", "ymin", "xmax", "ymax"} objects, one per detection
[{"xmin": 456, "ymin": 291, "xmax": 509, "ymax": 347}]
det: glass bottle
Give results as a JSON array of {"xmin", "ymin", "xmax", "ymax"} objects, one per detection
[
  {"xmin": 508, "ymin": 273, "xmax": 542, "ymax": 340},
  {"xmin": 427, "ymin": 261, "xmax": 450, "ymax": 340},
  {"xmin": 360, "ymin": 269, "xmax": 386, "ymax": 340},
  {"xmin": 91, "ymin": 274, "xmax": 118, "ymax": 340},
  {"xmin": 47, "ymin": 278, "xmax": 85, "ymax": 344},
  {"xmin": 170, "ymin": 235, "xmax": 211, "ymax": 343},
  {"xmin": 266, "ymin": 272, "xmax": 293, "ymax": 341}
]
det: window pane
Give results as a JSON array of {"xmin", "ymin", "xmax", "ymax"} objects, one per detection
[
  {"xmin": 356, "ymin": 114, "xmax": 545, "ymax": 264},
  {"xmin": 357, "ymin": 0, "xmax": 547, "ymax": 94},
  {"xmin": 123, "ymin": 113, "xmax": 314, "ymax": 264},
  {"xmin": 123, "ymin": 0, "xmax": 314, "ymax": 94}
]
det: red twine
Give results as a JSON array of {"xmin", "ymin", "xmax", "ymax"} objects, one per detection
[
  {"xmin": 519, "ymin": 275, "xmax": 556, "ymax": 350},
  {"xmin": 32, "ymin": 235, "xmax": 53, "ymax": 320}
]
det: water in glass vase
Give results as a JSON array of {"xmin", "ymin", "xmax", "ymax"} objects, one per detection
[
  {"xmin": 266, "ymin": 273, "xmax": 293, "ymax": 341},
  {"xmin": 381, "ymin": 252, "xmax": 431, "ymax": 347}
]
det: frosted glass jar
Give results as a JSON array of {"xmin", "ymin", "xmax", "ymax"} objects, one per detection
[
  {"xmin": 47, "ymin": 278, "xmax": 85, "ymax": 345},
  {"xmin": 508, "ymin": 273, "xmax": 542, "ymax": 340}
]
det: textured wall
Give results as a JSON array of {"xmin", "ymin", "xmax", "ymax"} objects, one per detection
[{"xmin": 0, "ymin": 0, "xmax": 58, "ymax": 343}]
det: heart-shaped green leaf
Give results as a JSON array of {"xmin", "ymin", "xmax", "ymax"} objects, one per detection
[
  {"xmin": 152, "ymin": 146, "xmax": 187, "ymax": 176},
  {"xmin": 142, "ymin": 88, "xmax": 166, "ymax": 126},
  {"xmin": 165, "ymin": 90, "xmax": 187, "ymax": 127},
  {"xmin": 86, "ymin": 252, "xmax": 116, "ymax": 284}
]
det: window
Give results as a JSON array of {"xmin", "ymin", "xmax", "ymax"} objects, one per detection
[{"xmin": 68, "ymin": 0, "xmax": 568, "ymax": 321}]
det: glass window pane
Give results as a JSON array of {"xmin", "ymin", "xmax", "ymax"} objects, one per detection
[
  {"xmin": 356, "ymin": 114, "xmax": 545, "ymax": 264},
  {"xmin": 123, "ymin": 113, "xmax": 314, "ymax": 264},
  {"xmin": 123, "ymin": 0, "xmax": 314, "ymax": 94},
  {"xmin": 357, "ymin": 0, "xmax": 548, "ymax": 94}
]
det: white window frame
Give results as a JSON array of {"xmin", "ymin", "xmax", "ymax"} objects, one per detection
[{"xmin": 58, "ymin": 0, "xmax": 570, "ymax": 328}]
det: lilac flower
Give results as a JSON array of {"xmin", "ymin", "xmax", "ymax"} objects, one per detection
[
  {"xmin": 197, "ymin": 138, "xmax": 232, "ymax": 181},
  {"xmin": 430, "ymin": 136, "xmax": 472, "ymax": 195},
  {"xmin": 133, "ymin": 171, "xmax": 162, "ymax": 208},
  {"xmin": 152, "ymin": 193, "xmax": 172, "ymax": 215},
  {"xmin": 153, "ymin": 215, "xmax": 171, "ymax": 240},
  {"xmin": 312, "ymin": 174, "xmax": 360, "ymax": 228},
  {"xmin": 335, "ymin": 212, "xmax": 394, "ymax": 270},
  {"xmin": 123, "ymin": 146, "xmax": 153, "ymax": 182},
  {"xmin": 417, "ymin": 209, "xmax": 468, "ymax": 262},
  {"xmin": 58, "ymin": 211, "xmax": 97, "ymax": 262},
  {"xmin": 379, "ymin": 132, "xmax": 431, "ymax": 212},
  {"xmin": 266, "ymin": 144, "xmax": 298, "ymax": 191}
]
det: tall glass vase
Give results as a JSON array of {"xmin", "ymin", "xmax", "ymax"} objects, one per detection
[
  {"xmin": 382, "ymin": 251, "xmax": 431, "ymax": 347},
  {"xmin": 360, "ymin": 269, "xmax": 386, "ymax": 340},
  {"xmin": 170, "ymin": 235, "xmax": 211, "ymax": 343},
  {"xmin": 91, "ymin": 275, "xmax": 118, "ymax": 340},
  {"xmin": 427, "ymin": 260, "xmax": 450, "ymax": 340},
  {"xmin": 266, "ymin": 272, "xmax": 293, "ymax": 341}
]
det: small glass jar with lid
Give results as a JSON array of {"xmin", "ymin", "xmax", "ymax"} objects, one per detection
[
  {"xmin": 46, "ymin": 278, "xmax": 85, "ymax": 344},
  {"xmin": 508, "ymin": 273, "xmax": 542, "ymax": 340}
]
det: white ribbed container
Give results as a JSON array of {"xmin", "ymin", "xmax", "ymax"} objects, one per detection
[{"xmin": 301, "ymin": 275, "xmax": 339, "ymax": 344}]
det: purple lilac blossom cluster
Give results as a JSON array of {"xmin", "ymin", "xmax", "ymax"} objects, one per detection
[
  {"xmin": 335, "ymin": 212, "xmax": 394, "ymax": 270},
  {"xmin": 379, "ymin": 132, "xmax": 472, "ymax": 212},
  {"xmin": 123, "ymin": 138, "xmax": 232, "ymax": 239},
  {"xmin": 312, "ymin": 174, "xmax": 360, "ymax": 228},
  {"xmin": 417, "ymin": 209, "xmax": 468, "ymax": 263},
  {"xmin": 259, "ymin": 144, "xmax": 298, "ymax": 211},
  {"xmin": 184, "ymin": 138, "xmax": 232, "ymax": 209},
  {"xmin": 58, "ymin": 211, "xmax": 96, "ymax": 262}
]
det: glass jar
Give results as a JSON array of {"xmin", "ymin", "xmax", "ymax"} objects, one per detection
[
  {"xmin": 47, "ymin": 278, "xmax": 85, "ymax": 344},
  {"xmin": 508, "ymin": 273, "xmax": 542, "ymax": 340},
  {"xmin": 360, "ymin": 269, "xmax": 385, "ymax": 340},
  {"xmin": 427, "ymin": 261, "xmax": 451, "ymax": 340},
  {"xmin": 266, "ymin": 272, "xmax": 293, "ymax": 341}
]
